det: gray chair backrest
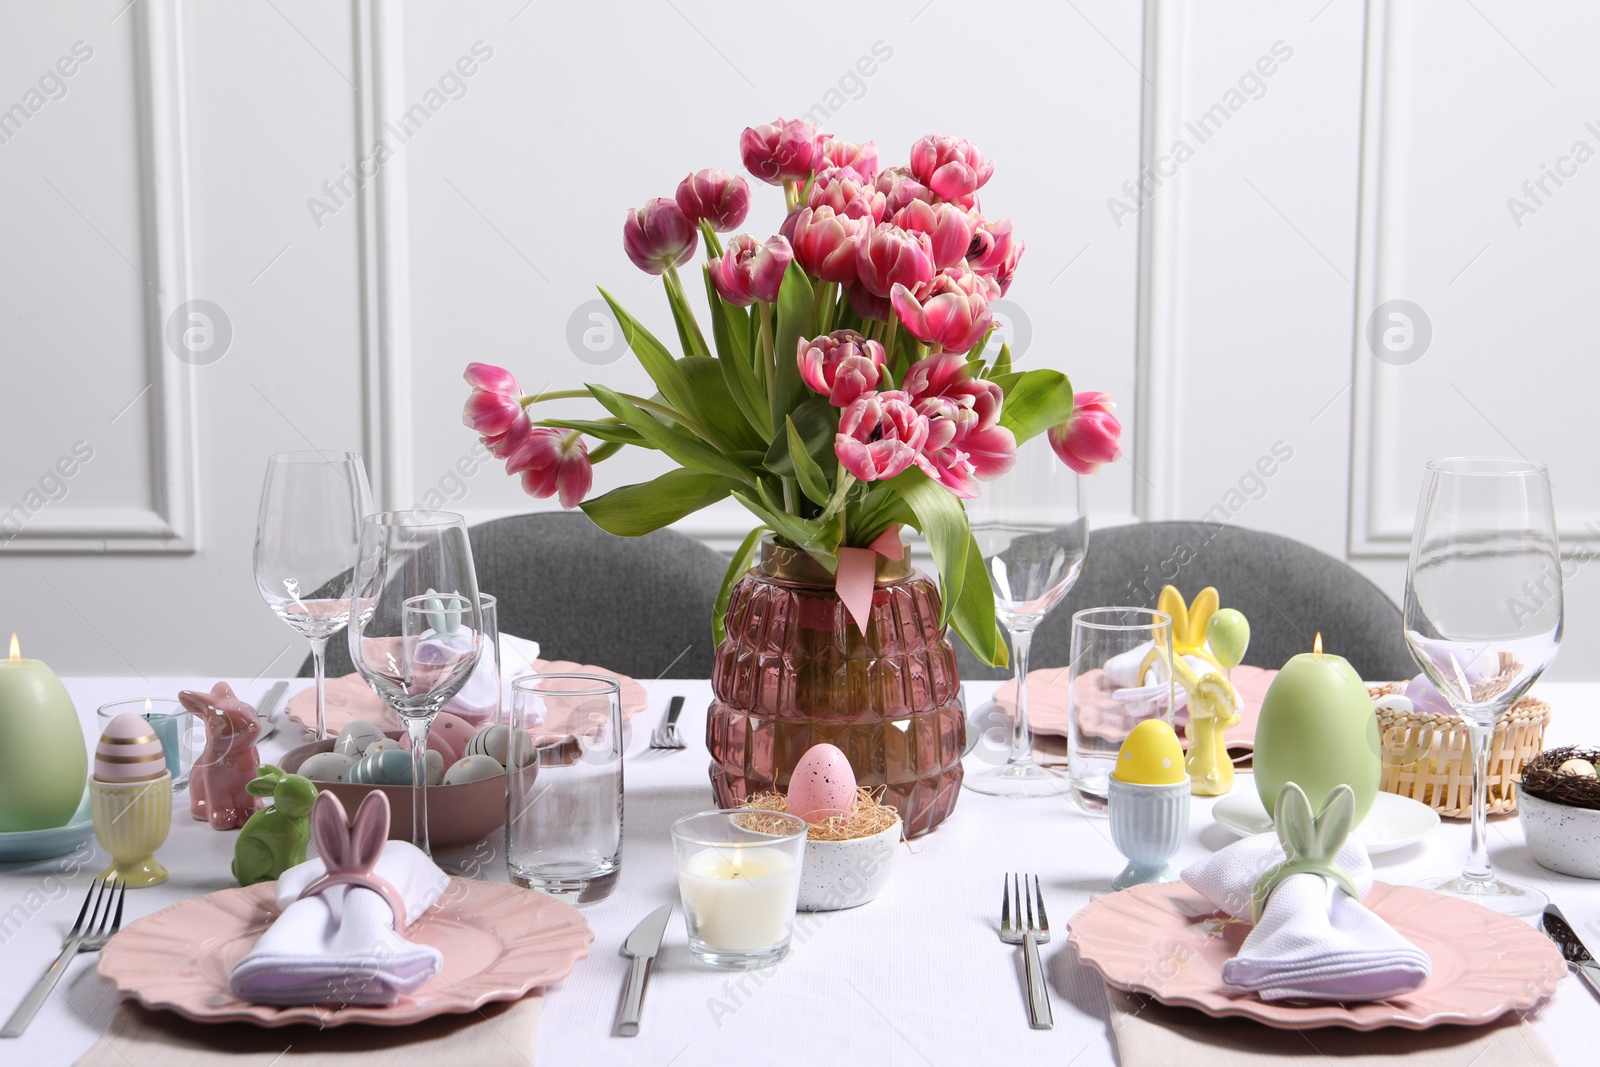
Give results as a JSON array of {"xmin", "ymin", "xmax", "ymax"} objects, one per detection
[
  {"xmin": 953, "ymin": 521, "xmax": 1415, "ymax": 683},
  {"xmin": 305, "ymin": 512, "xmax": 729, "ymax": 680}
]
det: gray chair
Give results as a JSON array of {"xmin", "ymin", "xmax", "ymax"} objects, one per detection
[
  {"xmin": 954, "ymin": 521, "xmax": 1415, "ymax": 683},
  {"xmin": 304, "ymin": 512, "xmax": 729, "ymax": 680}
]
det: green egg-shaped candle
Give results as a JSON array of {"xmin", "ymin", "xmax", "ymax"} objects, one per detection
[
  {"xmin": 0, "ymin": 636, "xmax": 88, "ymax": 832},
  {"xmin": 1253, "ymin": 634, "xmax": 1381, "ymax": 824}
]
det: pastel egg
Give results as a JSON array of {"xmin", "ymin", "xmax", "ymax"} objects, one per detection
[
  {"xmin": 334, "ymin": 721, "xmax": 387, "ymax": 757},
  {"xmin": 442, "ymin": 754, "xmax": 504, "ymax": 786},
  {"xmin": 786, "ymin": 744, "xmax": 857, "ymax": 824},
  {"xmin": 364, "ymin": 737, "xmax": 402, "ymax": 755},
  {"xmin": 297, "ymin": 751, "xmax": 356, "ymax": 783},
  {"xmin": 397, "ymin": 712, "xmax": 474, "ymax": 763},
  {"xmin": 346, "ymin": 748, "xmax": 443, "ymax": 786},
  {"xmin": 465, "ymin": 724, "xmax": 534, "ymax": 768},
  {"xmin": 94, "ymin": 712, "xmax": 169, "ymax": 783},
  {"xmin": 1112, "ymin": 720, "xmax": 1187, "ymax": 786},
  {"xmin": 1559, "ymin": 758, "xmax": 1598, "ymax": 778}
]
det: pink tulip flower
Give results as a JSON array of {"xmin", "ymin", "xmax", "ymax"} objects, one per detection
[
  {"xmin": 819, "ymin": 138, "xmax": 880, "ymax": 182},
  {"xmin": 892, "ymin": 199, "xmax": 979, "ymax": 271},
  {"xmin": 623, "ymin": 198, "xmax": 698, "ymax": 275},
  {"xmin": 740, "ymin": 118, "xmax": 824, "ymax": 185},
  {"xmin": 787, "ymin": 206, "xmax": 866, "ymax": 283},
  {"xmin": 835, "ymin": 390, "xmax": 930, "ymax": 483},
  {"xmin": 969, "ymin": 217, "xmax": 1024, "ymax": 295},
  {"xmin": 483, "ymin": 412, "xmax": 532, "ymax": 460},
  {"xmin": 908, "ymin": 135, "xmax": 995, "ymax": 202},
  {"xmin": 797, "ymin": 330, "xmax": 888, "ymax": 406},
  {"xmin": 676, "ymin": 169, "xmax": 751, "ymax": 233},
  {"xmin": 889, "ymin": 267, "xmax": 998, "ymax": 355},
  {"xmin": 506, "ymin": 428, "xmax": 593, "ymax": 509},
  {"xmin": 711, "ymin": 234, "xmax": 793, "ymax": 306},
  {"xmin": 874, "ymin": 166, "xmax": 933, "ymax": 215},
  {"xmin": 806, "ymin": 166, "xmax": 885, "ymax": 223},
  {"xmin": 849, "ymin": 283, "xmax": 891, "ymax": 323},
  {"xmin": 904, "ymin": 354, "xmax": 1016, "ymax": 494},
  {"xmin": 1047, "ymin": 392, "xmax": 1122, "ymax": 475},
  {"xmin": 855, "ymin": 223, "xmax": 935, "ymax": 298},
  {"xmin": 462, "ymin": 362, "xmax": 523, "ymax": 437}
]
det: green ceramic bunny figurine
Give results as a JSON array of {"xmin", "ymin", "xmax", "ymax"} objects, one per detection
[
  {"xmin": 231, "ymin": 765, "xmax": 317, "ymax": 886},
  {"xmin": 1249, "ymin": 781, "xmax": 1360, "ymax": 923}
]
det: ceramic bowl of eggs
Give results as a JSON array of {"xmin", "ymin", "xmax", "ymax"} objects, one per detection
[
  {"xmin": 1517, "ymin": 746, "xmax": 1600, "ymax": 880},
  {"xmin": 280, "ymin": 713, "xmax": 534, "ymax": 849}
]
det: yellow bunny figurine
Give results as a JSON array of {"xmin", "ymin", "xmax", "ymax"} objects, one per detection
[{"xmin": 1150, "ymin": 586, "xmax": 1249, "ymax": 796}]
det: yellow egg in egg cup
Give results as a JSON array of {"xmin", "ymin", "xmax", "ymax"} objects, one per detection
[{"xmin": 1107, "ymin": 720, "xmax": 1191, "ymax": 890}]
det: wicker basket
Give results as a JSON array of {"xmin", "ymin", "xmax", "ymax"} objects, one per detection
[{"xmin": 1368, "ymin": 682, "xmax": 1549, "ymax": 818}]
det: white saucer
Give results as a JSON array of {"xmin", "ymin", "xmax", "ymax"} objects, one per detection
[{"xmin": 1211, "ymin": 788, "xmax": 1440, "ymax": 854}]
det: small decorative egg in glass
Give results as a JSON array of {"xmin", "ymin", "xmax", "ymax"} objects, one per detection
[{"xmin": 1106, "ymin": 719, "xmax": 1191, "ymax": 889}]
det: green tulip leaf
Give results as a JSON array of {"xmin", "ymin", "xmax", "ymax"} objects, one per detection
[
  {"xmin": 995, "ymin": 369, "xmax": 1074, "ymax": 444},
  {"xmin": 580, "ymin": 468, "xmax": 738, "ymax": 537}
]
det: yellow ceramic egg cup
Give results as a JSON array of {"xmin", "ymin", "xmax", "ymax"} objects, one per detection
[{"xmin": 91, "ymin": 773, "xmax": 171, "ymax": 887}]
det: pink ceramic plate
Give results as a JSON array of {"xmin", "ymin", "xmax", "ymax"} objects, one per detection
[
  {"xmin": 995, "ymin": 665, "xmax": 1275, "ymax": 752},
  {"xmin": 1067, "ymin": 881, "xmax": 1565, "ymax": 1030},
  {"xmin": 285, "ymin": 660, "xmax": 649, "ymax": 737},
  {"xmin": 99, "ymin": 877, "xmax": 593, "ymax": 1027}
]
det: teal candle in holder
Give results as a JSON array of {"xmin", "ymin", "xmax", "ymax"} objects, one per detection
[
  {"xmin": 1253, "ymin": 634, "xmax": 1381, "ymax": 824},
  {"xmin": 0, "ymin": 634, "xmax": 88, "ymax": 833},
  {"xmin": 97, "ymin": 699, "xmax": 193, "ymax": 791}
]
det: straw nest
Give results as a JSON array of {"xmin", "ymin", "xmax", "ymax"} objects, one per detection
[
  {"xmin": 737, "ymin": 787, "xmax": 900, "ymax": 841},
  {"xmin": 1519, "ymin": 745, "xmax": 1600, "ymax": 811}
]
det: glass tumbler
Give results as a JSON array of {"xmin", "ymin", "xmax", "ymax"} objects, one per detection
[
  {"xmin": 672, "ymin": 809, "xmax": 806, "ymax": 969},
  {"xmin": 507, "ymin": 674, "xmax": 623, "ymax": 904},
  {"xmin": 1066, "ymin": 607, "xmax": 1176, "ymax": 814},
  {"xmin": 97, "ymin": 699, "xmax": 199, "ymax": 791}
]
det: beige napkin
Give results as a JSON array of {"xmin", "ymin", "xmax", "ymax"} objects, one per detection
[
  {"xmin": 76, "ymin": 995, "xmax": 542, "ymax": 1067},
  {"xmin": 1105, "ymin": 986, "xmax": 1557, "ymax": 1066}
]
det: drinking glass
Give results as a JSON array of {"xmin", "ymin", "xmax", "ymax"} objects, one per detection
[
  {"xmin": 1404, "ymin": 457, "xmax": 1562, "ymax": 917},
  {"xmin": 348, "ymin": 511, "xmax": 482, "ymax": 857},
  {"xmin": 964, "ymin": 434, "xmax": 1090, "ymax": 797},
  {"xmin": 507, "ymin": 674, "xmax": 624, "ymax": 903},
  {"xmin": 253, "ymin": 451, "xmax": 372, "ymax": 740},
  {"xmin": 445, "ymin": 593, "xmax": 502, "ymax": 726},
  {"xmin": 671, "ymin": 809, "xmax": 806, "ymax": 969},
  {"xmin": 1064, "ymin": 608, "xmax": 1176, "ymax": 813},
  {"xmin": 97, "ymin": 699, "xmax": 198, "ymax": 791}
]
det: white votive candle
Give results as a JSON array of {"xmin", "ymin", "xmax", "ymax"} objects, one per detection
[{"xmin": 679, "ymin": 846, "xmax": 800, "ymax": 951}]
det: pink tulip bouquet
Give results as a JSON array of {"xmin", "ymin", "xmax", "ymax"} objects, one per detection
[{"xmin": 463, "ymin": 118, "xmax": 1121, "ymax": 665}]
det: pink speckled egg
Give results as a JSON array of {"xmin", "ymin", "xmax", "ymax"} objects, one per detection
[
  {"xmin": 786, "ymin": 744, "xmax": 857, "ymax": 824},
  {"xmin": 397, "ymin": 711, "xmax": 474, "ymax": 763},
  {"xmin": 94, "ymin": 712, "xmax": 169, "ymax": 783}
]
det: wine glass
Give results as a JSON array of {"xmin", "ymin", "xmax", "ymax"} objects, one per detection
[
  {"xmin": 1404, "ymin": 457, "xmax": 1562, "ymax": 917},
  {"xmin": 253, "ymin": 451, "xmax": 372, "ymax": 740},
  {"xmin": 348, "ymin": 511, "xmax": 483, "ymax": 856},
  {"xmin": 964, "ymin": 434, "xmax": 1090, "ymax": 797}
]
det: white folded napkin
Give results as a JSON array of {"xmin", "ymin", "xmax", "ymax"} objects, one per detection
[
  {"xmin": 444, "ymin": 632, "xmax": 541, "ymax": 723},
  {"xmin": 228, "ymin": 841, "xmax": 451, "ymax": 1007},
  {"xmin": 1182, "ymin": 832, "xmax": 1432, "ymax": 1002}
]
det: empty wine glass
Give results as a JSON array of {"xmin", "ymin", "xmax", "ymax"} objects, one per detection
[
  {"xmin": 964, "ymin": 434, "xmax": 1090, "ymax": 797},
  {"xmin": 348, "ymin": 511, "xmax": 483, "ymax": 856},
  {"xmin": 253, "ymin": 451, "xmax": 372, "ymax": 740},
  {"xmin": 1404, "ymin": 457, "xmax": 1562, "ymax": 917}
]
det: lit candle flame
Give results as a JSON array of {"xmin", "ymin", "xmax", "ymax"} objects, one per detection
[
  {"xmin": 8, "ymin": 633, "xmax": 18, "ymax": 663},
  {"xmin": 1313, "ymin": 632, "xmax": 1323, "ymax": 655},
  {"xmin": 144, "ymin": 698, "xmax": 153, "ymax": 713}
]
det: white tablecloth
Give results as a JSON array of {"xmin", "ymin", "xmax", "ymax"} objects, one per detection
[{"xmin": 2, "ymin": 677, "xmax": 1597, "ymax": 1066}]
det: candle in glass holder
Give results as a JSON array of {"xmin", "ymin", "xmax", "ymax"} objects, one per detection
[
  {"xmin": 0, "ymin": 633, "xmax": 88, "ymax": 832},
  {"xmin": 672, "ymin": 810, "xmax": 806, "ymax": 969}
]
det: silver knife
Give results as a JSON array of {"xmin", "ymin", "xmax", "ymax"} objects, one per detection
[
  {"xmin": 615, "ymin": 903, "xmax": 672, "ymax": 1037},
  {"xmin": 1542, "ymin": 904, "xmax": 1600, "ymax": 1002},
  {"xmin": 256, "ymin": 680, "xmax": 289, "ymax": 740}
]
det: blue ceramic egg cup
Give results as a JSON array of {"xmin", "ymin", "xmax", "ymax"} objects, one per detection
[{"xmin": 1107, "ymin": 776, "xmax": 1191, "ymax": 889}]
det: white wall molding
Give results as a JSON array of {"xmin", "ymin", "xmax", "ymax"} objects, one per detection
[
  {"xmin": 1, "ymin": 0, "xmax": 199, "ymax": 555},
  {"xmin": 353, "ymin": 0, "xmax": 413, "ymax": 511},
  {"xmin": 1132, "ymin": 0, "xmax": 1185, "ymax": 522}
]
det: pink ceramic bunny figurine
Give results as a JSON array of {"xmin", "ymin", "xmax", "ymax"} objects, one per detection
[
  {"xmin": 179, "ymin": 681, "xmax": 263, "ymax": 830},
  {"xmin": 299, "ymin": 790, "xmax": 406, "ymax": 925}
]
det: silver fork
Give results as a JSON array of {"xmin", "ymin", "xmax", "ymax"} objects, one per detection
[
  {"xmin": 2, "ymin": 877, "xmax": 126, "ymax": 1038},
  {"xmin": 649, "ymin": 696, "xmax": 686, "ymax": 751},
  {"xmin": 999, "ymin": 873, "xmax": 1053, "ymax": 1029}
]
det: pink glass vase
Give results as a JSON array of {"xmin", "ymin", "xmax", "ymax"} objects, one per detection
[{"xmin": 707, "ymin": 536, "xmax": 966, "ymax": 837}]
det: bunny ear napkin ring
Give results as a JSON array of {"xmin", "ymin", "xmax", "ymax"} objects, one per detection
[
  {"xmin": 298, "ymin": 791, "xmax": 408, "ymax": 927},
  {"xmin": 1249, "ymin": 781, "xmax": 1361, "ymax": 924}
]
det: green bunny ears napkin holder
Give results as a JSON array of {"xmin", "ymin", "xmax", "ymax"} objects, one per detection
[{"xmin": 1250, "ymin": 781, "xmax": 1361, "ymax": 924}]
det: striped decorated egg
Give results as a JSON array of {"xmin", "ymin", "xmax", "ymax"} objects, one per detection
[
  {"xmin": 94, "ymin": 713, "xmax": 169, "ymax": 783},
  {"xmin": 466, "ymin": 724, "xmax": 534, "ymax": 768},
  {"xmin": 346, "ymin": 747, "xmax": 443, "ymax": 785}
]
